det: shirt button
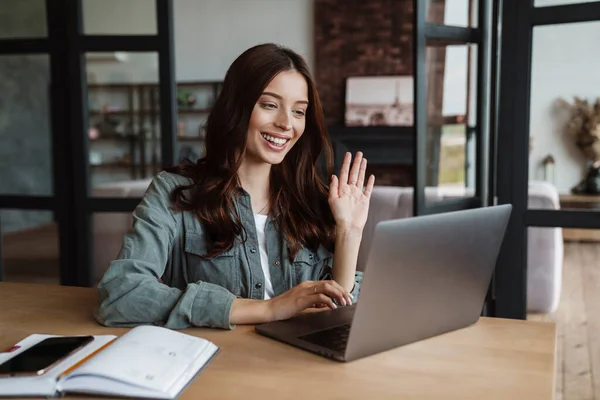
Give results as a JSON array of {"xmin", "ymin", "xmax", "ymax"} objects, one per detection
[
  {"xmin": 255, "ymin": 283, "xmax": 262, "ymax": 289},
  {"xmin": 250, "ymin": 248, "xmax": 257, "ymax": 253},
  {"xmin": 274, "ymin": 260, "xmax": 280, "ymax": 266},
  {"xmin": 309, "ymin": 254, "xmax": 313, "ymax": 259}
]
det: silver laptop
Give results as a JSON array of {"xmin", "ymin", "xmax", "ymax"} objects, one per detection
[{"xmin": 255, "ymin": 204, "xmax": 512, "ymax": 362}]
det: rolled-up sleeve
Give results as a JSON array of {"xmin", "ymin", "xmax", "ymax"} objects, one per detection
[{"xmin": 94, "ymin": 172, "xmax": 236, "ymax": 330}]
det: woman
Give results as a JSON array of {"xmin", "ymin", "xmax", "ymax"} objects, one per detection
[{"xmin": 94, "ymin": 43, "xmax": 375, "ymax": 330}]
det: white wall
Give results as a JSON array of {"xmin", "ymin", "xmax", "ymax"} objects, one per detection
[
  {"xmin": 174, "ymin": 0, "xmax": 314, "ymax": 81},
  {"xmin": 83, "ymin": 0, "xmax": 156, "ymax": 34},
  {"xmin": 83, "ymin": 0, "xmax": 314, "ymax": 83},
  {"xmin": 529, "ymin": 20, "xmax": 600, "ymax": 194}
]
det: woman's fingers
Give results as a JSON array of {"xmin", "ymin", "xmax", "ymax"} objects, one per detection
[
  {"xmin": 338, "ymin": 152, "xmax": 352, "ymax": 191},
  {"xmin": 347, "ymin": 152, "xmax": 363, "ymax": 186},
  {"xmin": 326, "ymin": 280, "xmax": 354, "ymax": 305},
  {"xmin": 335, "ymin": 151, "xmax": 370, "ymax": 196},
  {"xmin": 311, "ymin": 293, "xmax": 337, "ymax": 310},
  {"xmin": 311, "ymin": 281, "xmax": 352, "ymax": 306},
  {"xmin": 356, "ymin": 158, "xmax": 367, "ymax": 189},
  {"xmin": 364, "ymin": 174, "xmax": 376, "ymax": 198},
  {"xmin": 324, "ymin": 282, "xmax": 347, "ymax": 306},
  {"xmin": 329, "ymin": 175, "xmax": 339, "ymax": 201}
]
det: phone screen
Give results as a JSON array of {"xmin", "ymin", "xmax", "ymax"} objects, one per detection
[{"xmin": 0, "ymin": 336, "xmax": 94, "ymax": 376}]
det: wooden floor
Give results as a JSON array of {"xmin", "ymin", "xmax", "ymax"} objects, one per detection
[{"xmin": 528, "ymin": 242, "xmax": 600, "ymax": 400}]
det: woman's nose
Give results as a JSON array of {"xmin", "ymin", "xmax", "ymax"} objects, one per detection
[{"xmin": 274, "ymin": 110, "xmax": 292, "ymax": 131}]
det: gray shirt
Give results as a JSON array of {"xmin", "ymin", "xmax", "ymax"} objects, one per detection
[{"xmin": 94, "ymin": 171, "xmax": 363, "ymax": 330}]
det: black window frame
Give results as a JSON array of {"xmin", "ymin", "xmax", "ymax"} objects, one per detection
[
  {"xmin": 495, "ymin": 0, "xmax": 600, "ymax": 319},
  {"xmin": 0, "ymin": 0, "xmax": 176, "ymax": 287}
]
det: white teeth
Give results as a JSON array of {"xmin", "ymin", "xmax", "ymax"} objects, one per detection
[{"xmin": 261, "ymin": 133, "xmax": 288, "ymax": 146}]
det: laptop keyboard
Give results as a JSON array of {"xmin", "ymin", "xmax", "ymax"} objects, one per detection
[{"xmin": 298, "ymin": 323, "xmax": 351, "ymax": 352}]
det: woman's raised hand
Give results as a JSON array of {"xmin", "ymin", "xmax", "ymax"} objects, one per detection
[{"xmin": 328, "ymin": 152, "xmax": 375, "ymax": 232}]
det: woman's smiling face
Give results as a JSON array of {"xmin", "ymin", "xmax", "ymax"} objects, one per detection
[{"xmin": 243, "ymin": 69, "xmax": 309, "ymax": 166}]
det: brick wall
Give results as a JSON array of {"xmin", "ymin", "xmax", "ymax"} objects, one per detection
[
  {"xmin": 314, "ymin": 0, "xmax": 414, "ymax": 126},
  {"xmin": 314, "ymin": 0, "xmax": 450, "ymax": 126}
]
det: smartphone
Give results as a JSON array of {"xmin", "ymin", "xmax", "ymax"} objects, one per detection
[{"xmin": 0, "ymin": 335, "xmax": 94, "ymax": 377}]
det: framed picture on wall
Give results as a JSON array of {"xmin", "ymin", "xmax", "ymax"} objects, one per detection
[{"xmin": 344, "ymin": 75, "xmax": 414, "ymax": 127}]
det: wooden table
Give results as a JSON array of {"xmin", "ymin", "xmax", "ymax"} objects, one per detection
[{"xmin": 0, "ymin": 282, "xmax": 557, "ymax": 399}]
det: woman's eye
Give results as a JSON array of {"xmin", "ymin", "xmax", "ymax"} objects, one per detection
[
  {"xmin": 261, "ymin": 103, "xmax": 276, "ymax": 109},
  {"xmin": 294, "ymin": 110, "xmax": 306, "ymax": 117}
]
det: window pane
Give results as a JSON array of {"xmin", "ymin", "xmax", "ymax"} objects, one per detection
[
  {"xmin": 0, "ymin": 55, "xmax": 53, "ymax": 196},
  {"xmin": 86, "ymin": 52, "xmax": 162, "ymax": 196},
  {"xmin": 0, "ymin": 0, "xmax": 47, "ymax": 38},
  {"xmin": 175, "ymin": 81, "xmax": 211, "ymax": 163},
  {"xmin": 1, "ymin": 210, "xmax": 59, "ymax": 284},
  {"xmin": 439, "ymin": 124, "xmax": 467, "ymax": 186},
  {"xmin": 528, "ymin": 21, "xmax": 600, "ymax": 211},
  {"xmin": 91, "ymin": 211, "xmax": 135, "ymax": 285},
  {"xmin": 83, "ymin": 0, "xmax": 156, "ymax": 34},
  {"xmin": 427, "ymin": 0, "xmax": 478, "ymax": 28},
  {"xmin": 425, "ymin": 43, "xmax": 478, "ymax": 202}
]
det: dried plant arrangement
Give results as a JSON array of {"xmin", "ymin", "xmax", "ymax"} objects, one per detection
[
  {"xmin": 554, "ymin": 96, "xmax": 600, "ymax": 194},
  {"xmin": 555, "ymin": 96, "xmax": 600, "ymax": 161}
]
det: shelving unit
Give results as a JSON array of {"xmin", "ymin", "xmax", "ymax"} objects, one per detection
[{"xmin": 88, "ymin": 80, "xmax": 221, "ymax": 184}]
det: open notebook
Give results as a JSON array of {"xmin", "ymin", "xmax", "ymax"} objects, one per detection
[{"xmin": 0, "ymin": 325, "xmax": 219, "ymax": 399}]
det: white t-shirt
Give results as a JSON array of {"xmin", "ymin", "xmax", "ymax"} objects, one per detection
[{"xmin": 254, "ymin": 213, "xmax": 275, "ymax": 300}]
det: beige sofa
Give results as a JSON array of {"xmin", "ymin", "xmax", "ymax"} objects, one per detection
[{"xmin": 92, "ymin": 179, "xmax": 562, "ymax": 313}]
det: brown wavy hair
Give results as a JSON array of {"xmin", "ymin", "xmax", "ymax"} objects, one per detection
[{"xmin": 164, "ymin": 43, "xmax": 335, "ymax": 259}]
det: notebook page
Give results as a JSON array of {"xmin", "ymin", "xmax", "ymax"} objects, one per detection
[
  {"xmin": 58, "ymin": 345, "xmax": 218, "ymax": 400},
  {"xmin": 57, "ymin": 376, "xmax": 168, "ymax": 400},
  {"xmin": 62, "ymin": 326, "xmax": 212, "ymax": 393},
  {"xmin": 166, "ymin": 342, "xmax": 219, "ymax": 398}
]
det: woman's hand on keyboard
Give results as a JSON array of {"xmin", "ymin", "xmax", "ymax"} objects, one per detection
[{"xmin": 266, "ymin": 280, "xmax": 353, "ymax": 321}]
